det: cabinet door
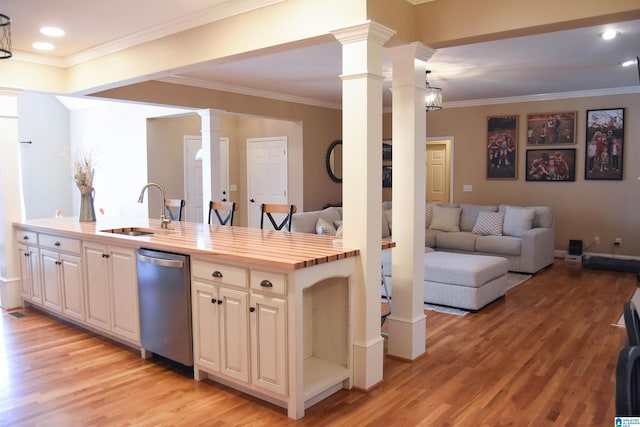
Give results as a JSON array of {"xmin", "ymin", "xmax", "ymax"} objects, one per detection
[
  {"xmin": 192, "ymin": 282, "xmax": 220, "ymax": 373},
  {"xmin": 84, "ymin": 243, "xmax": 111, "ymax": 331},
  {"xmin": 18, "ymin": 245, "xmax": 41, "ymax": 304},
  {"xmin": 250, "ymin": 294, "xmax": 287, "ymax": 396},
  {"xmin": 219, "ymin": 287, "xmax": 249, "ymax": 383},
  {"xmin": 110, "ymin": 247, "xmax": 139, "ymax": 343},
  {"xmin": 60, "ymin": 253, "xmax": 84, "ymax": 321},
  {"xmin": 40, "ymin": 249, "xmax": 62, "ymax": 312}
]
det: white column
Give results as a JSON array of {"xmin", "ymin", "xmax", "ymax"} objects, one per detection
[
  {"xmin": 385, "ymin": 43, "xmax": 435, "ymax": 360},
  {"xmin": 198, "ymin": 109, "xmax": 225, "ymax": 223},
  {"xmin": 0, "ymin": 88, "xmax": 24, "ymax": 309},
  {"xmin": 332, "ymin": 21, "xmax": 395, "ymax": 390}
]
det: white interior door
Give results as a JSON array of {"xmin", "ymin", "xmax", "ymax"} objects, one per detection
[
  {"xmin": 426, "ymin": 138, "xmax": 452, "ymax": 203},
  {"xmin": 246, "ymin": 137, "xmax": 288, "ymax": 229},
  {"xmin": 184, "ymin": 136, "xmax": 229, "ymax": 223}
]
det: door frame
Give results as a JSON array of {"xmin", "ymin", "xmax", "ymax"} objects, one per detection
[{"xmin": 426, "ymin": 136, "xmax": 454, "ymax": 203}]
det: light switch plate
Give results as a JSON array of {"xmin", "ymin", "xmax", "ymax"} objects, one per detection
[
  {"xmin": 230, "ymin": 184, "xmax": 238, "ymax": 191},
  {"xmin": 463, "ymin": 185, "xmax": 473, "ymax": 192}
]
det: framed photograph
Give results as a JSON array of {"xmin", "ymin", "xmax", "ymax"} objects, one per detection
[
  {"xmin": 382, "ymin": 140, "xmax": 392, "ymax": 160},
  {"xmin": 526, "ymin": 149, "xmax": 576, "ymax": 181},
  {"xmin": 527, "ymin": 111, "xmax": 577, "ymax": 145},
  {"xmin": 382, "ymin": 165, "xmax": 392, "ymax": 187},
  {"xmin": 487, "ymin": 115, "xmax": 518, "ymax": 179},
  {"xmin": 585, "ymin": 108, "xmax": 624, "ymax": 180}
]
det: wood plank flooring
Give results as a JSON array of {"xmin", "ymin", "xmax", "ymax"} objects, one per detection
[{"xmin": 0, "ymin": 259, "xmax": 635, "ymax": 426}]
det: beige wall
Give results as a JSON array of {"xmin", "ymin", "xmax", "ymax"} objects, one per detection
[
  {"xmin": 94, "ymin": 81, "xmax": 343, "ymax": 213},
  {"xmin": 384, "ymin": 92, "xmax": 640, "ymax": 257}
]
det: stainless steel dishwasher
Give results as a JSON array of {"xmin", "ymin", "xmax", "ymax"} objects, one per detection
[{"xmin": 137, "ymin": 248, "xmax": 193, "ymax": 366}]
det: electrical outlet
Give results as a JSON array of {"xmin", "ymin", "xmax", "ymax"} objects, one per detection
[
  {"xmin": 594, "ymin": 236, "xmax": 600, "ymax": 244},
  {"xmin": 615, "ymin": 237, "xmax": 622, "ymax": 246}
]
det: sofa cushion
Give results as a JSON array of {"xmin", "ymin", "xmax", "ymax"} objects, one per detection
[
  {"xmin": 460, "ymin": 204, "xmax": 498, "ymax": 232},
  {"xmin": 429, "ymin": 206, "xmax": 461, "ymax": 232},
  {"xmin": 502, "ymin": 206, "xmax": 535, "ymax": 237},
  {"xmin": 475, "ymin": 235, "xmax": 522, "ymax": 256},
  {"xmin": 381, "ymin": 208, "xmax": 391, "ymax": 238},
  {"xmin": 472, "ymin": 211, "xmax": 505, "ymax": 236},
  {"xmin": 316, "ymin": 217, "xmax": 336, "ymax": 235},
  {"xmin": 291, "ymin": 207, "xmax": 342, "ymax": 234},
  {"xmin": 425, "ymin": 229, "xmax": 441, "ymax": 247},
  {"xmin": 434, "ymin": 231, "xmax": 478, "ymax": 252}
]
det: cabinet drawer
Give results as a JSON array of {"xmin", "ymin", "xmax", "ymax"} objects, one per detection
[
  {"xmin": 16, "ymin": 230, "xmax": 38, "ymax": 244},
  {"xmin": 39, "ymin": 234, "xmax": 81, "ymax": 254},
  {"xmin": 191, "ymin": 259, "xmax": 247, "ymax": 288},
  {"xmin": 251, "ymin": 270, "xmax": 286, "ymax": 296}
]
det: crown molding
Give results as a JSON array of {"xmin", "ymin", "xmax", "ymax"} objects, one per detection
[
  {"xmin": 444, "ymin": 86, "xmax": 640, "ymax": 108},
  {"xmin": 11, "ymin": 0, "xmax": 284, "ymax": 68},
  {"xmin": 158, "ymin": 76, "xmax": 343, "ymax": 110}
]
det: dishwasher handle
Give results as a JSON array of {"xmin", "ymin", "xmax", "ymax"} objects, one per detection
[{"xmin": 138, "ymin": 253, "xmax": 184, "ymax": 269}]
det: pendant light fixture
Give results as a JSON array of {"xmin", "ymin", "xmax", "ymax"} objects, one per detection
[
  {"xmin": 0, "ymin": 13, "xmax": 11, "ymax": 59},
  {"xmin": 425, "ymin": 70, "xmax": 442, "ymax": 111}
]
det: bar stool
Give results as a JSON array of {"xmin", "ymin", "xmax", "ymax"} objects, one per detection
[
  {"xmin": 164, "ymin": 199, "xmax": 185, "ymax": 221},
  {"xmin": 208, "ymin": 201, "xmax": 237, "ymax": 226},
  {"xmin": 260, "ymin": 204, "xmax": 297, "ymax": 231}
]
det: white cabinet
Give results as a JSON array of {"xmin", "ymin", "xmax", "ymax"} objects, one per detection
[
  {"xmin": 250, "ymin": 293, "xmax": 287, "ymax": 396},
  {"xmin": 191, "ymin": 258, "xmax": 289, "ymax": 399},
  {"xmin": 18, "ymin": 236, "xmax": 42, "ymax": 305},
  {"xmin": 84, "ymin": 242, "xmax": 139, "ymax": 344},
  {"xmin": 40, "ymin": 242, "xmax": 84, "ymax": 320}
]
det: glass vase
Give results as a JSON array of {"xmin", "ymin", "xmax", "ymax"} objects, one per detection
[{"xmin": 79, "ymin": 187, "xmax": 96, "ymax": 222}]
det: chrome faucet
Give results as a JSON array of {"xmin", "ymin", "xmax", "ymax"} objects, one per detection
[{"xmin": 137, "ymin": 182, "xmax": 171, "ymax": 229}]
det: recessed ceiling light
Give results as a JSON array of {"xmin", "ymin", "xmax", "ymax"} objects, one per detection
[
  {"xmin": 32, "ymin": 42, "xmax": 54, "ymax": 51},
  {"xmin": 621, "ymin": 59, "xmax": 637, "ymax": 67},
  {"xmin": 40, "ymin": 26, "xmax": 64, "ymax": 37},
  {"xmin": 601, "ymin": 29, "xmax": 618, "ymax": 40}
]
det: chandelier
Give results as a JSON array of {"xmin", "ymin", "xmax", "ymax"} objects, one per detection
[
  {"xmin": 425, "ymin": 70, "xmax": 442, "ymax": 110},
  {"xmin": 0, "ymin": 13, "xmax": 11, "ymax": 59}
]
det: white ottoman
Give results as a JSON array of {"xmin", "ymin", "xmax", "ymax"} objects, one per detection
[{"xmin": 424, "ymin": 252, "xmax": 508, "ymax": 311}]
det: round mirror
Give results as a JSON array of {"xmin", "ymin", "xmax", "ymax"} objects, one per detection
[{"xmin": 326, "ymin": 140, "xmax": 343, "ymax": 183}]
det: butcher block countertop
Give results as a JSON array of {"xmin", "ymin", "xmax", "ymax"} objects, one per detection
[{"xmin": 13, "ymin": 217, "xmax": 395, "ymax": 270}]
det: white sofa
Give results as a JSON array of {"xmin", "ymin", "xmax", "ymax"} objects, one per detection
[{"xmin": 291, "ymin": 202, "xmax": 554, "ymax": 275}]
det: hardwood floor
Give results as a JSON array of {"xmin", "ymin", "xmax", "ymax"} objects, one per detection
[{"xmin": 1, "ymin": 258, "xmax": 635, "ymax": 426}]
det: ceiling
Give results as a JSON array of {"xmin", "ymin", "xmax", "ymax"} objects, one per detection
[{"xmin": 3, "ymin": 0, "xmax": 639, "ymax": 108}]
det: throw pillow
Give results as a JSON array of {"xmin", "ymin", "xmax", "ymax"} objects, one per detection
[
  {"xmin": 425, "ymin": 202, "xmax": 438, "ymax": 228},
  {"xmin": 336, "ymin": 224, "xmax": 343, "ymax": 237},
  {"xmin": 503, "ymin": 206, "xmax": 535, "ymax": 237},
  {"xmin": 472, "ymin": 211, "xmax": 505, "ymax": 236},
  {"xmin": 428, "ymin": 205, "xmax": 461, "ymax": 232},
  {"xmin": 385, "ymin": 209, "xmax": 392, "ymax": 232},
  {"xmin": 315, "ymin": 217, "xmax": 336, "ymax": 235}
]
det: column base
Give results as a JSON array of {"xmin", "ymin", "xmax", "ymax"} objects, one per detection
[
  {"xmin": 352, "ymin": 335, "xmax": 385, "ymax": 390},
  {"xmin": 386, "ymin": 314, "xmax": 427, "ymax": 360}
]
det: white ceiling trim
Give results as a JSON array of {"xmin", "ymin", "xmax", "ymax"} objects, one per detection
[
  {"xmin": 158, "ymin": 76, "xmax": 343, "ymax": 110},
  {"xmin": 444, "ymin": 86, "xmax": 640, "ymax": 108},
  {"xmin": 11, "ymin": 0, "xmax": 285, "ymax": 68}
]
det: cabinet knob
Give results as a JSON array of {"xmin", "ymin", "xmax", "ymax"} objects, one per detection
[
  {"xmin": 24, "ymin": 252, "xmax": 30, "ymax": 257},
  {"xmin": 55, "ymin": 261, "xmax": 62, "ymax": 266},
  {"xmin": 260, "ymin": 280, "xmax": 273, "ymax": 288},
  {"xmin": 212, "ymin": 271, "xmax": 223, "ymax": 278},
  {"xmin": 249, "ymin": 307, "xmax": 255, "ymax": 312},
  {"xmin": 217, "ymin": 300, "xmax": 223, "ymax": 305},
  {"xmin": 23, "ymin": 235, "xmax": 29, "ymax": 240},
  {"xmin": 54, "ymin": 241, "xmax": 61, "ymax": 247},
  {"xmin": 211, "ymin": 298, "xmax": 217, "ymax": 304}
]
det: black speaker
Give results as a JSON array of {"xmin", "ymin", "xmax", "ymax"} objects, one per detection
[{"xmin": 569, "ymin": 239, "xmax": 583, "ymax": 256}]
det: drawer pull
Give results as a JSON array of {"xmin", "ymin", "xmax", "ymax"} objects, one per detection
[
  {"xmin": 55, "ymin": 261, "xmax": 62, "ymax": 266},
  {"xmin": 54, "ymin": 241, "xmax": 61, "ymax": 247},
  {"xmin": 23, "ymin": 235, "xmax": 29, "ymax": 240},
  {"xmin": 249, "ymin": 307, "xmax": 255, "ymax": 312},
  {"xmin": 102, "ymin": 253, "xmax": 110, "ymax": 258},
  {"xmin": 260, "ymin": 280, "xmax": 273, "ymax": 288},
  {"xmin": 212, "ymin": 271, "xmax": 223, "ymax": 278},
  {"xmin": 24, "ymin": 252, "xmax": 30, "ymax": 257}
]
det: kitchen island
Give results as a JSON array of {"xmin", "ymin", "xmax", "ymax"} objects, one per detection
[{"xmin": 13, "ymin": 216, "xmax": 383, "ymax": 419}]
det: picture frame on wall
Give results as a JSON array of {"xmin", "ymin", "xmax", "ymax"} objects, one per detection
[
  {"xmin": 525, "ymin": 149, "xmax": 576, "ymax": 181},
  {"xmin": 526, "ymin": 111, "xmax": 577, "ymax": 145},
  {"xmin": 382, "ymin": 165, "xmax": 392, "ymax": 188},
  {"xmin": 585, "ymin": 108, "xmax": 624, "ymax": 180},
  {"xmin": 487, "ymin": 115, "xmax": 518, "ymax": 179}
]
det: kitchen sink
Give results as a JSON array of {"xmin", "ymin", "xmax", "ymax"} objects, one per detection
[{"xmin": 101, "ymin": 227, "xmax": 155, "ymax": 237}]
